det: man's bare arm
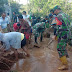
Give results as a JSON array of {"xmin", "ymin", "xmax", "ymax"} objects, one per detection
[{"xmin": 7, "ymin": 24, "xmax": 11, "ymax": 32}]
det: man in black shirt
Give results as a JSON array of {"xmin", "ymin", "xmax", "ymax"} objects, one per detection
[{"xmin": 13, "ymin": 12, "xmax": 17, "ymax": 23}]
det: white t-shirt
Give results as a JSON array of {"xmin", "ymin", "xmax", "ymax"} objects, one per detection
[
  {"xmin": 22, "ymin": 15, "xmax": 31, "ymax": 26},
  {"xmin": 17, "ymin": 17, "xmax": 19, "ymax": 22},
  {"xmin": 0, "ymin": 17, "xmax": 9, "ymax": 29},
  {"xmin": 7, "ymin": 16, "xmax": 11, "ymax": 23}
]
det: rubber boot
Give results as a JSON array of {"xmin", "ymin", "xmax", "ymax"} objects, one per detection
[
  {"xmin": 55, "ymin": 36, "xmax": 58, "ymax": 41},
  {"xmin": 58, "ymin": 56, "xmax": 68, "ymax": 70}
]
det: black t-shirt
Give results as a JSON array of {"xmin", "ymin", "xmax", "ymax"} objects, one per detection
[
  {"xmin": 32, "ymin": 16, "xmax": 36, "ymax": 19},
  {"xmin": 13, "ymin": 15, "xmax": 17, "ymax": 23}
]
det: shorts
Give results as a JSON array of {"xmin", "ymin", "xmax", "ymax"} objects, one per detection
[{"xmin": 21, "ymin": 35, "xmax": 26, "ymax": 48}]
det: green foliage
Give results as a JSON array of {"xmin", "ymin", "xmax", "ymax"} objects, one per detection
[
  {"xmin": 0, "ymin": 0, "xmax": 6, "ymax": 16},
  {"xmin": 28, "ymin": 0, "xmax": 72, "ymax": 18},
  {"xmin": 10, "ymin": 1, "xmax": 21, "ymax": 14}
]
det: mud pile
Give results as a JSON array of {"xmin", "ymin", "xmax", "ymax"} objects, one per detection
[{"xmin": 0, "ymin": 51, "xmax": 26, "ymax": 72}]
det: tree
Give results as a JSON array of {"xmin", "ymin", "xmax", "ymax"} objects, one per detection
[
  {"xmin": 28, "ymin": 0, "xmax": 72, "ymax": 18},
  {"xmin": 10, "ymin": 1, "xmax": 21, "ymax": 14},
  {"xmin": 0, "ymin": 0, "xmax": 8, "ymax": 16}
]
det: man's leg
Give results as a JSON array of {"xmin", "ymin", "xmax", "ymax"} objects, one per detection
[
  {"xmin": 40, "ymin": 32, "xmax": 43, "ymax": 42},
  {"xmin": 57, "ymin": 39, "xmax": 68, "ymax": 70},
  {"xmin": 54, "ymin": 28, "xmax": 57, "ymax": 35},
  {"xmin": 35, "ymin": 36, "xmax": 38, "ymax": 43}
]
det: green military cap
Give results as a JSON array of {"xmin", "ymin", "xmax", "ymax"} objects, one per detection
[{"xmin": 53, "ymin": 5, "xmax": 61, "ymax": 11}]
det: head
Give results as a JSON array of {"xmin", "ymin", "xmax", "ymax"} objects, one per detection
[
  {"xmin": 2, "ymin": 12, "xmax": 6, "ymax": 19},
  {"xmin": 49, "ymin": 13, "xmax": 53, "ymax": 19},
  {"xmin": 13, "ymin": 12, "xmax": 16, "ymax": 15},
  {"xmin": 53, "ymin": 6, "xmax": 61, "ymax": 15},
  {"xmin": 23, "ymin": 11, "xmax": 26, "ymax": 15},
  {"xmin": 37, "ymin": 17, "xmax": 40, "ymax": 21},
  {"xmin": 50, "ymin": 9, "xmax": 54, "ymax": 14},
  {"xmin": 7, "ymin": 13, "xmax": 9, "ymax": 16},
  {"xmin": 45, "ymin": 16, "xmax": 48, "ymax": 20},
  {"xmin": 18, "ymin": 15, "xmax": 23, "ymax": 21}
]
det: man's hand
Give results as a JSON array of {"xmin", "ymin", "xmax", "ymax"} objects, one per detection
[{"xmin": 52, "ymin": 35, "xmax": 56, "ymax": 40}]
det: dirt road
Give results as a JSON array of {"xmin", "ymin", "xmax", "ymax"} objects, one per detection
[{"xmin": 10, "ymin": 37, "xmax": 72, "ymax": 72}]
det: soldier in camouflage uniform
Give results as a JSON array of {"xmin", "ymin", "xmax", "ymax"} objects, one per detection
[
  {"xmin": 53, "ymin": 6, "xmax": 70, "ymax": 70},
  {"xmin": 33, "ymin": 22, "xmax": 45, "ymax": 47}
]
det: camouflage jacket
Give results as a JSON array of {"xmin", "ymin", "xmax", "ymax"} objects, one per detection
[
  {"xmin": 33, "ymin": 22, "xmax": 45, "ymax": 37},
  {"xmin": 55, "ymin": 11, "xmax": 70, "ymax": 39}
]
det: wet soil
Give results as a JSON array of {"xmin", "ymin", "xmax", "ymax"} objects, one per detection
[
  {"xmin": 0, "ymin": 33, "xmax": 72, "ymax": 72},
  {"xmin": 10, "ymin": 37, "xmax": 72, "ymax": 72}
]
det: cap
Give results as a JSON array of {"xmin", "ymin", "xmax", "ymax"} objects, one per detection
[{"xmin": 53, "ymin": 5, "xmax": 61, "ymax": 11}]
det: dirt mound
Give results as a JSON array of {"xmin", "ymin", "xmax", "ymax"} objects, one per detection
[{"xmin": 0, "ymin": 52, "xmax": 26, "ymax": 71}]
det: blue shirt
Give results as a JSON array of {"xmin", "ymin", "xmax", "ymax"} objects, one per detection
[{"xmin": 0, "ymin": 17, "xmax": 9, "ymax": 29}]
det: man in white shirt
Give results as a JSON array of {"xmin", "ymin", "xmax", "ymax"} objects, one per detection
[
  {"xmin": 22, "ymin": 11, "xmax": 31, "ymax": 26},
  {"xmin": 7, "ymin": 13, "xmax": 11, "ymax": 24},
  {"xmin": 22, "ymin": 11, "xmax": 32, "ymax": 44},
  {"xmin": 0, "ymin": 12, "xmax": 11, "ymax": 33}
]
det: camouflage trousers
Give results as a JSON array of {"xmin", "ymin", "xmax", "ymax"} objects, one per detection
[{"xmin": 57, "ymin": 38, "xmax": 68, "ymax": 58}]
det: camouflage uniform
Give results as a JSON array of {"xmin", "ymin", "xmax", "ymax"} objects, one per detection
[
  {"xmin": 33, "ymin": 22, "xmax": 45, "ymax": 43},
  {"xmin": 33, "ymin": 22, "xmax": 45, "ymax": 37},
  {"xmin": 56, "ymin": 12, "xmax": 70, "ymax": 58}
]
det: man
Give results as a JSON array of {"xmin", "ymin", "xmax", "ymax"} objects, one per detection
[
  {"xmin": 0, "ymin": 32, "xmax": 30, "ymax": 60},
  {"xmin": 22, "ymin": 11, "xmax": 32, "ymax": 43},
  {"xmin": 13, "ymin": 12, "xmax": 17, "ymax": 23},
  {"xmin": 52, "ymin": 6, "xmax": 70, "ymax": 70},
  {"xmin": 50, "ymin": 9, "xmax": 56, "ymax": 17},
  {"xmin": 0, "ymin": 12, "xmax": 11, "ymax": 33},
  {"xmin": 18, "ymin": 15, "xmax": 31, "ymax": 39},
  {"xmin": 13, "ymin": 22, "xmax": 21, "ymax": 32},
  {"xmin": 31, "ymin": 14, "xmax": 36, "ymax": 20},
  {"xmin": 33, "ymin": 22, "xmax": 45, "ymax": 47},
  {"xmin": 7, "ymin": 13, "xmax": 11, "ymax": 24},
  {"xmin": 16, "ymin": 14, "xmax": 19, "ymax": 22},
  {"xmin": 49, "ymin": 13, "xmax": 57, "ymax": 35},
  {"xmin": 36, "ymin": 17, "xmax": 41, "ymax": 23},
  {"xmin": 32, "ymin": 14, "xmax": 36, "ymax": 26},
  {"xmin": 42, "ymin": 16, "xmax": 49, "ymax": 28},
  {"xmin": 22, "ymin": 11, "xmax": 31, "ymax": 26},
  {"xmin": 18, "ymin": 15, "xmax": 31, "ymax": 46}
]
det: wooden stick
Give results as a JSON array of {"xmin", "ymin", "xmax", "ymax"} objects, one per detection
[{"xmin": 48, "ymin": 39, "xmax": 54, "ymax": 48}]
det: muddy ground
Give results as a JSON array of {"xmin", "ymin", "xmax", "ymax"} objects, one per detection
[{"xmin": 0, "ymin": 33, "xmax": 72, "ymax": 72}]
